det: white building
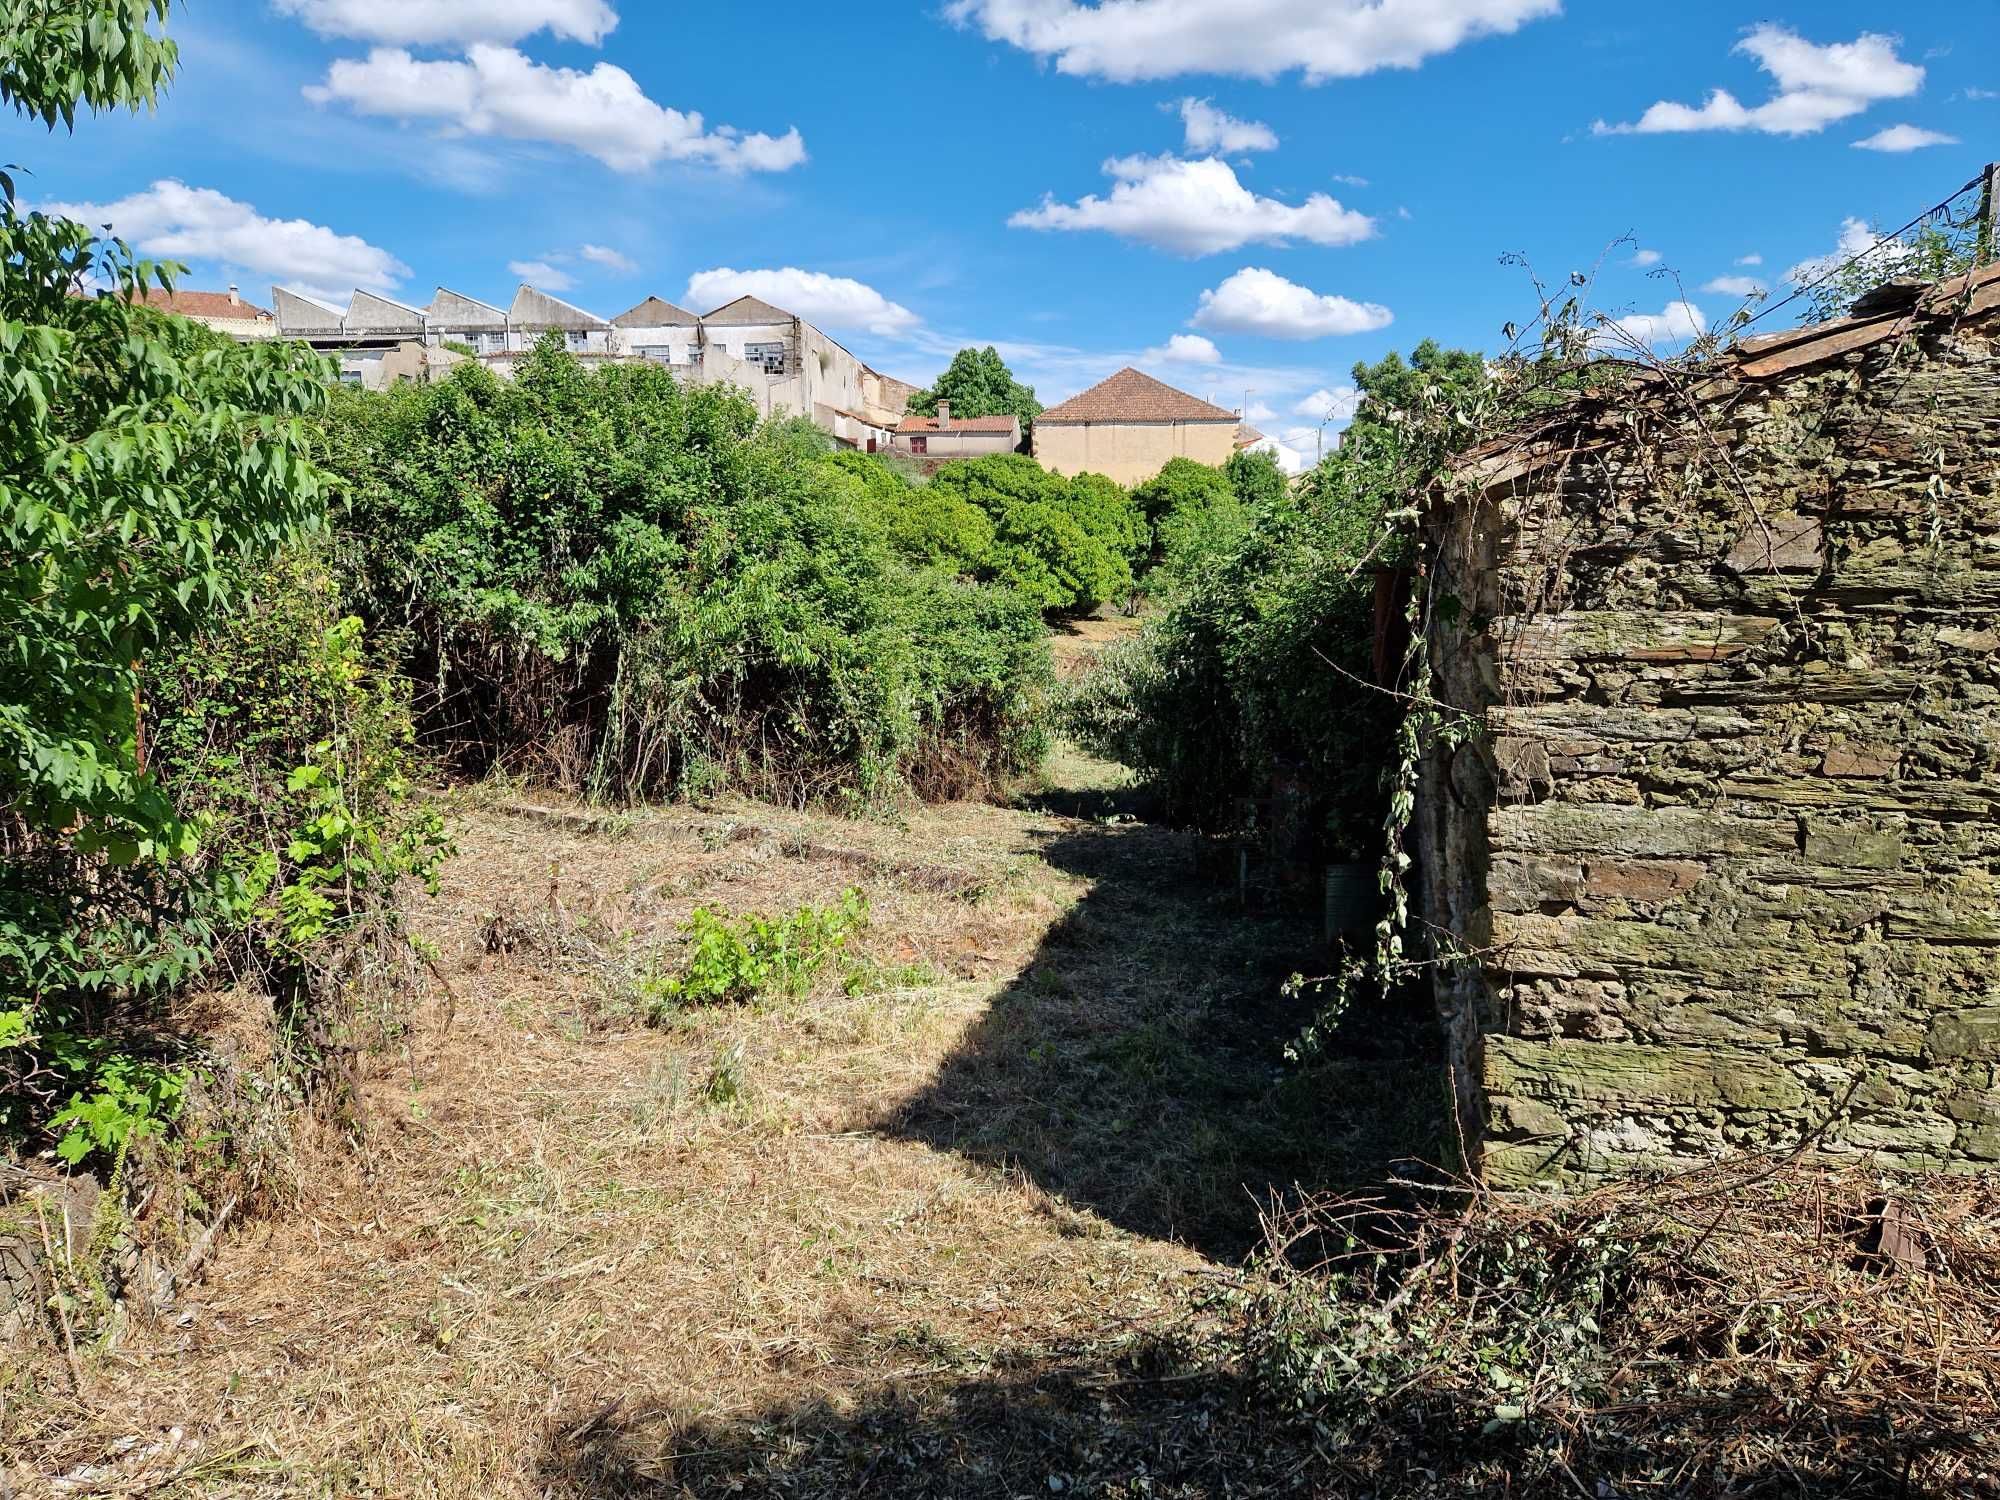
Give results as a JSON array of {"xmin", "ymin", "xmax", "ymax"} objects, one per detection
[{"xmin": 269, "ymin": 281, "xmax": 914, "ymax": 439}]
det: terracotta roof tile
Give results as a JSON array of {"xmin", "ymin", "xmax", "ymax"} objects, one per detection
[
  {"xmin": 125, "ymin": 287, "xmax": 273, "ymax": 320},
  {"xmin": 1036, "ymin": 367, "xmax": 1238, "ymax": 425},
  {"xmin": 898, "ymin": 414, "xmax": 1021, "ymax": 433}
]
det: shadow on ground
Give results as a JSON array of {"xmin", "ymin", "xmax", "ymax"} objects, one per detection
[
  {"xmin": 536, "ymin": 1346, "xmax": 1982, "ymax": 1499},
  {"xmin": 880, "ymin": 815, "xmax": 1454, "ymax": 1261}
]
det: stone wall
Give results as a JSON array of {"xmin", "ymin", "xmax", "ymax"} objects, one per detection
[{"xmin": 1420, "ymin": 294, "xmax": 2000, "ymax": 1188}]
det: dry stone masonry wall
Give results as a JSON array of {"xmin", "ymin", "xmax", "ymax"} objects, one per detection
[{"xmin": 1420, "ymin": 285, "xmax": 2000, "ymax": 1188}]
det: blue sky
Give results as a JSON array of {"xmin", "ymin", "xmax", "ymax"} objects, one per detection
[{"xmin": 19, "ymin": 1, "xmax": 1998, "ymax": 466}]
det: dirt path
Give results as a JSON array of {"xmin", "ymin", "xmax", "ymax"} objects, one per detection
[{"xmin": 11, "ymin": 727, "xmax": 1444, "ymax": 1496}]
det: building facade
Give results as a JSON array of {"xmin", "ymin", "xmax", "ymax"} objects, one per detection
[
  {"xmin": 267, "ymin": 282, "xmax": 914, "ymax": 437},
  {"xmin": 1032, "ymin": 368, "xmax": 1244, "ymax": 485},
  {"xmin": 891, "ymin": 403, "xmax": 1021, "ymax": 458}
]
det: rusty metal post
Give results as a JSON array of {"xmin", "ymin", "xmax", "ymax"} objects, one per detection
[{"xmin": 1978, "ymin": 162, "xmax": 1998, "ymax": 267}]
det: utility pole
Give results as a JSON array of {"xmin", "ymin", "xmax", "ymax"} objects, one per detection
[{"xmin": 1979, "ymin": 161, "xmax": 1999, "ymax": 267}]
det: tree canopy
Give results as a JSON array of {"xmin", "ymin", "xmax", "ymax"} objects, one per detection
[{"xmin": 907, "ymin": 346, "xmax": 1042, "ymax": 428}]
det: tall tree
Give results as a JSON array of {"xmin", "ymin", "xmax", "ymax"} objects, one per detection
[
  {"xmin": 2, "ymin": 0, "xmax": 336, "ymax": 1157},
  {"xmin": 907, "ymin": 346, "xmax": 1042, "ymax": 428}
]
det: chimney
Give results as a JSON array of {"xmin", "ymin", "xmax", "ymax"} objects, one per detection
[
  {"xmin": 936, "ymin": 399, "xmax": 951, "ymax": 426},
  {"xmin": 228, "ymin": 283, "xmax": 240, "ymax": 306}
]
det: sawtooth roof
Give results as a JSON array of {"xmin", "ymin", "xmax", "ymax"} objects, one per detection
[
  {"xmin": 701, "ymin": 294, "xmax": 797, "ymax": 326},
  {"xmin": 1036, "ymin": 367, "xmax": 1239, "ymax": 425},
  {"xmin": 510, "ymin": 284, "xmax": 608, "ymax": 329},
  {"xmin": 612, "ymin": 295, "xmax": 700, "ymax": 328}
]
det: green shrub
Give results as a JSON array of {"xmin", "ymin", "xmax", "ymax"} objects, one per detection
[
  {"xmin": 925, "ymin": 454, "xmax": 1144, "ymax": 615},
  {"xmin": 1058, "ymin": 445, "xmax": 1396, "ymax": 854},
  {"xmin": 641, "ymin": 888, "xmax": 867, "ymax": 1015},
  {"xmin": 325, "ymin": 347, "xmax": 1052, "ymax": 805}
]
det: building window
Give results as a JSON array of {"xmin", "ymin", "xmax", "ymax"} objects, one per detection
[
  {"xmin": 566, "ymin": 331, "xmax": 590, "ymax": 352},
  {"xmin": 909, "ymin": 435, "xmax": 927, "ymax": 455},
  {"xmin": 744, "ymin": 341, "xmax": 786, "ymax": 374}
]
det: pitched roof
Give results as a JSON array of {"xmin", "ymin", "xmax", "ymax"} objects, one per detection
[
  {"xmin": 427, "ymin": 287, "xmax": 508, "ymax": 327},
  {"xmin": 126, "ymin": 287, "xmax": 273, "ymax": 320},
  {"xmin": 271, "ymin": 286, "xmax": 345, "ymax": 331},
  {"xmin": 701, "ymin": 293, "xmax": 797, "ymax": 326},
  {"xmin": 345, "ymin": 288, "xmax": 429, "ymax": 332},
  {"xmin": 612, "ymin": 295, "xmax": 700, "ymax": 328},
  {"xmin": 1235, "ymin": 425, "xmax": 1267, "ymax": 447},
  {"xmin": 1036, "ymin": 367, "xmax": 1239, "ymax": 424},
  {"xmin": 510, "ymin": 284, "xmax": 608, "ymax": 329},
  {"xmin": 897, "ymin": 413, "xmax": 1021, "ymax": 433}
]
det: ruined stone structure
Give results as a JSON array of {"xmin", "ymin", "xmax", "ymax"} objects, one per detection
[{"xmin": 1419, "ymin": 266, "xmax": 2000, "ymax": 1188}]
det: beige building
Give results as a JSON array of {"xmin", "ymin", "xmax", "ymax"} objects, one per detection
[
  {"xmin": 891, "ymin": 402, "xmax": 1021, "ymax": 458},
  {"xmin": 1032, "ymin": 368, "xmax": 1243, "ymax": 485},
  {"xmin": 124, "ymin": 284, "xmax": 276, "ymax": 340}
]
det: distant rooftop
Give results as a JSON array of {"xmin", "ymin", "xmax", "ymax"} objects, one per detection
[
  {"xmin": 898, "ymin": 413, "xmax": 1020, "ymax": 433},
  {"xmin": 1037, "ymin": 368, "xmax": 1239, "ymax": 425},
  {"xmin": 124, "ymin": 286, "xmax": 272, "ymax": 320},
  {"xmin": 613, "ymin": 295, "xmax": 701, "ymax": 328},
  {"xmin": 701, "ymin": 294, "xmax": 798, "ymax": 326}
]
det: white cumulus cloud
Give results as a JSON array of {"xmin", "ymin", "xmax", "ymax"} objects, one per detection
[
  {"xmin": 1596, "ymin": 300, "xmax": 1707, "ymax": 352},
  {"xmin": 1144, "ymin": 332, "xmax": 1223, "ymax": 364},
  {"xmin": 1701, "ymin": 275, "xmax": 1767, "ymax": 298},
  {"xmin": 1176, "ymin": 97, "xmax": 1278, "ymax": 153},
  {"xmin": 1853, "ymin": 123, "xmax": 1960, "ymax": 152},
  {"xmin": 273, "ymin": 0, "xmax": 617, "ymax": 46},
  {"xmin": 306, "ymin": 45, "xmax": 806, "ymax": 174},
  {"xmin": 1595, "ymin": 26, "xmax": 1922, "ymax": 138},
  {"xmin": 1630, "ymin": 248, "xmax": 1662, "ymax": 267},
  {"xmin": 1737, "ymin": 253, "xmax": 1763, "ymax": 266},
  {"xmin": 1011, "ymin": 156, "xmax": 1374, "ymax": 256},
  {"xmin": 43, "ymin": 178, "xmax": 409, "ymax": 303},
  {"xmin": 1293, "ymin": 386, "xmax": 1360, "ymax": 420},
  {"xmin": 1782, "ymin": 216, "xmax": 1942, "ymax": 294},
  {"xmin": 508, "ymin": 258, "xmax": 573, "ymax": 290},
  {"xmin": 684, "ymin": 267, "xmax": 921, "ymax": 336},
  {"xmin": 945, "ymin": 0, "xmax": 1560, "ymax": 84},
  {"xmin": 1192, "ymin": 266, "xmax": 1392, "ymax": 338},
  {"xmin": 578, "ymin": 243, "xmax": 637, "ymax": 271}
]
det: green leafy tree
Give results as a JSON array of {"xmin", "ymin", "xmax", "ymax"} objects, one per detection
[
  {"xmin": 1132, "ymin": 457, "xmax": 1243, "ymax": 582},
  {"xmin": 926, "ymin": 454, "xmax": 1143, "ymax": 615},
  {"xmin": 0, "ymin": 0, "xmax": 177, "ymax": 129},
  {"xmin": 1224, "ymin": 448, "xmax": 1289, "ymax": 511},
  {"xmin": 1, "ymin": 0, "xmax": 358, "ymax": 1161},
  {"xmin": 906, "ymin": 346, "xmax": 1042, "ymax": 428},
  {"xmin": 1340, "ymin": 339, "xmax": 1489, "ymax": 461}
]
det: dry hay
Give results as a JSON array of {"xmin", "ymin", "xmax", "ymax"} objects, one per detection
[
  {"xmin": 1226, "ymin": 1157, "xmax": 2000, "ymax": 1498},
  {"xmin": 3, "ymin": 757, "xmax": 1358, "ymax": 1497}
]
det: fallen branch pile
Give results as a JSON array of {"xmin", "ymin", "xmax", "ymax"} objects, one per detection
[{"xmin": 1222, "ymin": 1157, "xmax": 2000, "ymax": 1498}]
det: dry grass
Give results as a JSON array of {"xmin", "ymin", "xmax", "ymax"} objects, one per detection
[
  {"xmin": 4, "ymin": 740, "xmax": 1431, "ymax": 1496},
  {"xmin": 7, "ymin": 732, "xmax": 1997, "ymax": 1496},
  {"xmin": 1225, "ymin": 1160, "xmax": 2000, "ymax": 1498}
]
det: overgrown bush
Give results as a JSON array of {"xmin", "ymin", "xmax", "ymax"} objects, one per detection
[
  {"xmin": 324, "ymin": 347, "xmax": 1053, "ymax": 806},
  {"xmin": 1061, "ymin": 454, "xmax": 1396, "ymax": 853},
  {"xmin": 1, "ymin": 9, "xmax": 444, "ymax": 1168},
  {"xmin": 923, "ymin": 453, "xmax": 1144, "ymax": 614},
  {"xmin": 1058, "ymin": 347, "xmax": 1486, "ymax": 857}
]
